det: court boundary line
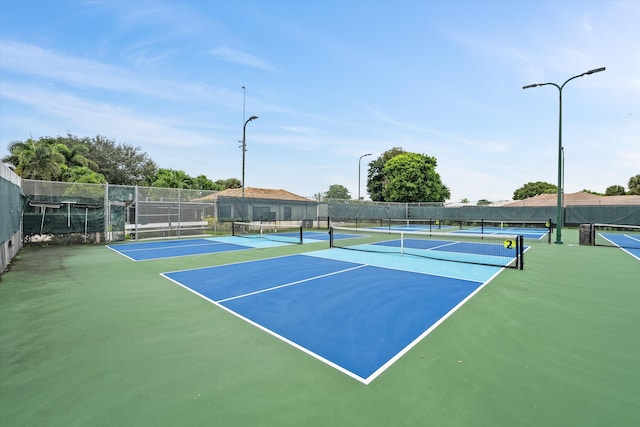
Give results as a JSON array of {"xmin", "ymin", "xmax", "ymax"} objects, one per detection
[
  {"xmin": 599, "ymin": 233, "xmax": 640, "ymax": 261},
  {"xmin": 340, "ymin": 237, "xmax": 523, "ymax": 271},
  {"xmin": 366, "ymin": 267, "xmax": 505, "ymax": 383},
  {"xmin": 106, "ymin": 238, "xmax": 253, "ymax": 262},
  {"xmin": 161, "ymin": 253, "xmax": 500, "ymax": 384},
  {"xmin": 304, "ymin": 250, "xmax": 487, "ymax": 284},
  {"xmin": 114, "ymin": 240, "xmax": 229, "ymax": 253},
  {"xmin": 160, "ymin": 269, "xmax": 369, "ymax": 384},
  {"xmin": 216, "ymin": 264, "xmax": 367, "ymax": 303}
]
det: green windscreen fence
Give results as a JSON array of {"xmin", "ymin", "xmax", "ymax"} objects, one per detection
[
  {"xmin": 22, "ymin": 181, "xmax": 107, "ymax": 243},
  {"xmin": 328, "ymin": 201, "xmax": 639, "ymax": 226},
  {"xmin": 566, "ymin": 205, "xmax": 640, "ymax": 225},
  {"xmin": 216, "ymin": 196, "xmax": 318, "ymax": 224},
  {"xmin": 0, "ymin": 173, "xmax": 24, "ymax": 243},
  {"xmin": 19, "ymin": 180, "xmax": 320, "ymax": 242},
  {"xmin": 15, "ymin": 179, "xmax": 639, "ymax": 244}
]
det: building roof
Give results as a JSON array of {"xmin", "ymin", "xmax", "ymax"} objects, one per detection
[
  {"xmin": 195, "ymin": 187, "xmax": 312, "ymax": 202},
  {"xmin": 501, "ymin": 191, "xmax": 640, "ymax": 207}
]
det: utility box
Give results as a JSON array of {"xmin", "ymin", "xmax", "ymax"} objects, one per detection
[{"xmin": 579, "ymin": 224, "xmax": 594, "ymax": 246}]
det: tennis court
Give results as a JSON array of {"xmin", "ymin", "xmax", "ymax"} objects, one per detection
[
  {"xmin": 107, "ymin": 238, "xmax": 258, "ymax": 261},
  {"xmin": 599, "ymin": 232, "xmax": 640, "ymax": 260},
  {"xmin": 453, "ymin": 225, "xmax": 549, "ymax": 240},
  {"xmin": 372, "ymin": 220, "xmax": 549, "ymax": 240},
  {"xmin": 107, "ymin": 230, "xmax": 353, "ymax": 261},
  {"xmin": 2, "ymin": 227, "xmax": 639, "ymax": 426},
  {"xmin": 162, "ymin": 249, "xmax": 504, "ymax": 384}
]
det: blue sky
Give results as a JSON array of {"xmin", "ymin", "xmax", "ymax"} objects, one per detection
[{"xmin": 1, "ymin": 0, "xmax": 638, "ymax": 202}]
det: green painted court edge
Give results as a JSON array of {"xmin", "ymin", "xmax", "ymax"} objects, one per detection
[{"xmin": 1, "ymin": 232, "xmax": 638, "ymax": 427}]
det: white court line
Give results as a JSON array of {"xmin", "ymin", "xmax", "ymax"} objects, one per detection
[
  {"xmin": 216, "ymin": 264, "xmax": 367, "ymax": 303},
  {"xmin": 119, "ymin": 240, "xmax": 227, "ymax": 253}
]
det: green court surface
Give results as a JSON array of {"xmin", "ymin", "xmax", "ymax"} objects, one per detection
[{"xmin": 1, "ymin": 231, "xmax": 638, "ymax": 427}]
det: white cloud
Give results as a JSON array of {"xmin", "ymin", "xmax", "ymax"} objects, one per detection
[
  {"xmin": 1, "ymin": 82, "xmax": 220, "ymax": 149},
  {"xmin": 0, "ymin": 40, "xmax": 233, "ymax": 103},
  {"xmin": 209, "ymin": 46, "xmax": 278, "ymax": 71}
]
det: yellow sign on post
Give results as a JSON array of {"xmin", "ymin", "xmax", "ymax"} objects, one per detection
[{"xmin": 503, "ymin": 239, "xmax": 516, "ymax": 249}]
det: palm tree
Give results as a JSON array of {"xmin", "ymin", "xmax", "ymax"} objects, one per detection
[
  {"xmin": 4, "ymin": 139, "xmax": 65, "ymax": 180},
  {"xmin": 54, "ymin": 143, "xmax": 98, "ymax": 170}
]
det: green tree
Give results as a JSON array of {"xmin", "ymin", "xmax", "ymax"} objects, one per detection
[
  {"xmin": 3, "ymin": 139, "xmax": 66, "ymax": 180},
  {"xmin": 367, "ymin": 147, "xmax": 405, "ymax": 202},
  {"xmin": 380, "ymin": 152, "xmax": 450, "ymax": 203},
  {"xmin": 628, "ymin": 174, "xmax": 640, "ymax": 195},
  {"xmin": 513, "ymin": 181, "xmax": 557, "ymax": 200},
  {"xmin": 605, "ymin": 185, "xmax": 626, "ymax": 196},
  {"xmin": 191, "ymin": 175, "xmax": 217, "ymax": 191},
  {"xmin": 326, "ymin": 184, "xmax": 351, "ymax": 199},
  {"xmin": 215, "ymin": 178, "xmax": 241, "ymax": 190},
  {"xmin": 581, "ymin": 189, "xmax": 602, "ymax": 195},
  {"xmin": 149, "ymin": 168, "xmax": 193, "ymax": 188},
  {"xmin": 85, "ymin": 135, "xmax": 157, "ymax": 185},
  {"xmin": 476, "ymin": 199, "xmax": 492, "ymax": 206},
  {"xmin": 62, "ymin": 166, "xmax": 107, "ymax": 184}
]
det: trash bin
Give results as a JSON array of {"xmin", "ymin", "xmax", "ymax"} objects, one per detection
[{"xmin": 579, "ymin": 224, "xmax": 593, "ymax": 245}]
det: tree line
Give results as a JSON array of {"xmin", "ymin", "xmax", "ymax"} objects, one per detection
[
  {"xmin": 513, "ymin": 177, "xmax": 640, "ymax": 200},
  {"xmin": 2, "ymin": 134, "xmax": 240, "ymax": 190},
  {"xmin": 320, "ymin": 148, "xmax": 639, "ymax": 203},
  {"xmin": 4, "ymin": 135, "xmax": 638, "ymax": 201}
]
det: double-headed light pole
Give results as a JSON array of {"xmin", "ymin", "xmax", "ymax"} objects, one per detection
[
  {"xmin": 522, "ymin": 67, "xmax": 605, "ymax": 244},
  {"xmin": 241, "ymin": 115, "xmax": 258, "ymax": 198},
  {"xmin": 358, "ymin": 153, "xmax": 372, "ymax": 200}
]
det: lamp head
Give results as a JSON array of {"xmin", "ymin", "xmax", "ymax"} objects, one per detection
[{"xmin": 585, "ymin": 67, "xmax": 605, "ymax": 75}]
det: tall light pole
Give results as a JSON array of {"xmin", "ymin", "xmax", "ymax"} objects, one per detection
[
  {"xmin": 242, "ymin": 115, "xmax": 258, "ymax": 198},
  {"xmin": 242, "ymin": 85, "xmax": 246, "ymax": 124},
  {"xmin": 523, "ymin": 67, "xmax": 605, "ymax": 244},
  {"xmin": 358, "ymin": 153, "xmax": 372, "ymax": 200}
]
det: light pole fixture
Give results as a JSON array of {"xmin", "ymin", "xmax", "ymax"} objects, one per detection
[
  {"xmin": 358, "ymin": 153, "xmax": 372, "ymax": 200},
  {"xmin": 242, "ymin": 115, "xmax": 258, "ymax": 198},
  {"xmin": 523, "ymin": 67, "xmax": 605, "ymax": 244}
]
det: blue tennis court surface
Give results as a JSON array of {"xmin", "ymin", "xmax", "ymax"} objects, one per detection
[
  {"xmin": 600, "ymin": 233, "xmax": 640, "ymax": 260},
  {"xmin": 453, "ymin": 227, "xmax": 548, "ymax": 240},
  {"xmin": 369, "ymin": 224, "xmax": 547, "ymax": 240},
  {"xmin": 162, "ymin": 250, "xmax": 504, "ymax": 384},
  {"xmin": 107, "ymin": 231, "xmax": 354, "ymax": 261},
  {"xmin": 107, "ymin": 238, "xmax": 258, "ymax": 261}
]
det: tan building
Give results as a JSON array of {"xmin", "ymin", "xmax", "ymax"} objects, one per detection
[{"xmin": 195, "ymin": 187, "xmax": 312, "ymax": 202}]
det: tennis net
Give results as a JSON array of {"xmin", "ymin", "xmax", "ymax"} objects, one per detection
[
  {"xmin": 387, "ymin": 219, "xmax": 442, "ymax": 231},
  {"xmin": 232, "ymin": 222, "xmax": 303, "ymax": 244},
  {"xmin": 593, "ymin": 223, "xmax": 640, "ymax": 249},
  {"xmin": 329, "ymin": 226, "xmax": 524, "ymax": 269}
]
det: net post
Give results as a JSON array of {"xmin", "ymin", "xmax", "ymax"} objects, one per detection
[
  {"xmin": 518, "ymin": 235, "xmax": 524, "ymax": 270},
  {"xmin": 232, "ymin": 221, "xmax": 236, "ymax": 237},
  {"xmin": 329, "ymin": 226, "xmax": 334, "ymax": 248},
  {"xmin": 299, "ymin": 225, "xmax": 303, "ymax": 244}
]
